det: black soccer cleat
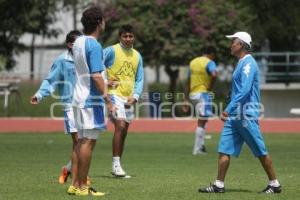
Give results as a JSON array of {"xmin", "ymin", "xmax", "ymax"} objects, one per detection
[
  {"xmin": 201, "ymin": 145, "xmax": 207, "ymax": 153},
  {"xmin": 198, "ymin": 183, "xmax": 225, "ymax": 193},
  {"xmin": 260, "ymin": 185, "xmax": 282, "ymax": 194}
]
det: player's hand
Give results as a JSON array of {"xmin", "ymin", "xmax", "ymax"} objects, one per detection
[
  {"xmin": 221, "ymin": 111, "xmax": 228, "ymax": 122},
  {"xmin": 125, "ymin": 97, "xmax": 137, "ymax": 108},
  {"xmin": 106, "ymin": 101, "xmax": 117, "ymax": 117},
  {"xmin": 182, "ymin": 99, "xmax": 190, "ymax": 113},
  {"xmin": 30, "ymin": 96, "xmax": 39, "ymax": 105},
  {"xmin": 108, "ymin": 78, "xmax": 119, "ymax": 89}
]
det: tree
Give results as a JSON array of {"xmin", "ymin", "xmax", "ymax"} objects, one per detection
[
  {"xmin": 102, "ymin": 0, "xmax": 256, "ymax": 100},
  {"xmin": 239, "ymin": 0, "xmax": 300, "ymax": 51},
  {"xmin": 0, "ymin": 0, "xmax": 60, "ymax": 72}
]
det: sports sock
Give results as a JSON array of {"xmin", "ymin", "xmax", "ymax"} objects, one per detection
[
  {"xmin": 112, "ymin": 157, "xmax": 121, "ymax": 167},
  {"xmin": 193, "ymin": 127, "xmax": 205, "ymax": 153},
  {"xmin": 269, "ymin": 179, "xmax": 280, "ymax": 187},
  {"xmin": 66, "ymin": 160, "xmax": 72, "ymax": 172},
  {"xmin": 214, "ymin": 180, "xmax": 225, "ymax": 188}
]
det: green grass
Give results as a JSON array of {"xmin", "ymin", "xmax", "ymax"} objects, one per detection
[{"xmin": 0, "ymin": 132, "xmax": 299, "ymax": 200}]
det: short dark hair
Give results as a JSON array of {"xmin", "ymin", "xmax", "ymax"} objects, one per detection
[
  {"xmin": 119, "ymin": 24, "xmax": 134, "ymax": 36},
  {"xmin": 65, "ymin": 30, "xmax": 82, "ymax": 44},
  {"xmin": 81, "ymin": 6, "xmax": 104, "ymax": 34},
  {"xmin": 202, "ymin": 46, "xmax": 216, "ymax": 55}
]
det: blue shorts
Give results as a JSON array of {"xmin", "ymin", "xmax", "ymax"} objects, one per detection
[
  {"xmin": 190, "ymin": 93, "xmax": 213, "ymax": 117},
  {"xmin": 218, "ymin": 119, "xmax": 268, "ymax": 157}
]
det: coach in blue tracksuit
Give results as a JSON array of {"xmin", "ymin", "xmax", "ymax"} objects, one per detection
[
  {"xmin": 30, "ymin": 30, "xmax": 82, "ymax": 185},
  {"xmin": 199, "ymin": 32, "xmax": 281, "ymax": 194}
]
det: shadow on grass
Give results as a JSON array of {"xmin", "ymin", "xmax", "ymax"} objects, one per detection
[
  {"xmin": 225, "ymin": 188, "xmax": 253, "ymax": 193},
  {"xmin": 94, "ymin": 174, "xmax": 136, "ymax": 179}
]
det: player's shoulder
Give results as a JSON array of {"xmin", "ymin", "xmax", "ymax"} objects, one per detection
[
  {"xmin": 53, "ymin": 52, "xmax": 67, "ymax": 65},
  {"xmin": 208, "ymin": 59, "xmax": 217, "ymax": 66},
  {"xmin": 104, "ymin": 45, "xmax": 115, "ymax": 53},
  {"xmin": 244, "ymin": 55, "xmax": 258, "ymax": 68},
  {"xmin": 190, "ymin": 56, "xmax": 204, "ymax": 65},
  {"xmin": 85, "ymin": 36, "xmax": 102, "ymax": 50},
  {"xmin": 134, "ymin": 49, "xmax": 142, "ymax": 60}
]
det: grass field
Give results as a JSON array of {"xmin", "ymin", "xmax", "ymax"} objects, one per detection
[{"xmin": 1, "ymin": 132, "xmax": 299, "ymax": 200}]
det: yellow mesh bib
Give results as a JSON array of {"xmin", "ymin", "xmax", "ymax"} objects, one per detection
[
  {"xmin": 189, "ymin": 56, "xmax": 212, "ymax": 94},
  {"xmin": 107, "ymin": 44, "xmax": 139, "ymax": 97}
]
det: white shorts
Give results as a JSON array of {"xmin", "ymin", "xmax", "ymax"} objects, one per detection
[
  {"xmin": 78, "ymin": 129, "xmax": 101, "ymax": 140},
  {"xmin": 64, "ymin": 108, "xmax": 78, "ymax": 134},
  {"xmin": 73, "ymin": 105, "xmax": 106, "ymax": 139},
  {"xmin": 110, "ymin": 95, "xmax": 134, "ymax": 123},
  {"xmin": 190, "ymin": 92, "xmax": 213, "ymax": 118}
]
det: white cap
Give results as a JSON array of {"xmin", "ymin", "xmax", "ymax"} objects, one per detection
[{"xmin": 226, "ymin": 32, "xmax": 252, "ymax": 47}]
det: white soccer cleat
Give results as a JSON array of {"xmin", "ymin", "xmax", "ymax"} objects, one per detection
[
  {"xmin": 193, "ymin": 146, "xmax": 207, "ymax": 155},
  {"xmin": 112, "ymin": 166, "xmax": 126, "ymax": 177}
]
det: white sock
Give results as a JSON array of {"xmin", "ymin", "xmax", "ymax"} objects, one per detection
[
  {"xmin": 193, "ymin": 127, "xmax": 205, "ymax": 153},
  {"xmin": 269, "ymin": 179, "xmax": 280, "ymax": 187},
  {"xmin": 214, "ymin": 180, "xmax": 225, "ymax": 188},
  {"xmin": 112, "ymin": 157, "xmax": 121, "ymax": 168},
  {"xmin": 66, "ymin": 160, "xmax": 72, "ymax": 172}
]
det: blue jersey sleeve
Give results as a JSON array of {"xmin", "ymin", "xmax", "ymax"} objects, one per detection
[
  {"xmin": 35, "ymin": 59, "xmax": 62, "ymax": 101},
  {"xmin": 85, "ymin": 38, "xmax": 104, "ymax": 73},
  {"xmin": 133, "ymin": 53, "xmax": 144, "ymax": 101},
  {"xmin": 103, "ymin": 46, "xmax": 115, "ymax": 68},
  {"xmin": 206, "ymin": 61, "xmax": 217, "ymax": 75},
  {"xmin": 225, "ymin": 60, "xmax": 256, "ymax": 114}
]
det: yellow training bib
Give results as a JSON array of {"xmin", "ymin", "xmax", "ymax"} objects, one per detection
[
  {"xmin": 107, "ymin": 44, "xmax": 139, "ymax": 97},
  {"xmin": 189, "ymin": 56, "xmax": 212, "ymax": 94}
]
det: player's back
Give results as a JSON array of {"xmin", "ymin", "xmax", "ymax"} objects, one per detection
[
  {"xmin": 72, "ymin": 35, "xmax": 103, "ymax": 108},
  {"xmin": 189, "ymin": 56, "xmax": 212, "ymax": 94}
]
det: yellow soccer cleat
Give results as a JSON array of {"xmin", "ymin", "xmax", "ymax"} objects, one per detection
[
  {"xmin": 59, "ymin": 167, "xmax": 70, "ymax": 184},
  {"xmin": 67, "ymin": 185, "xmax": 78, "ymax": 195},
  {"xmin": 75, "ymin": 187, "xmax": 105, "ymax": 197}
]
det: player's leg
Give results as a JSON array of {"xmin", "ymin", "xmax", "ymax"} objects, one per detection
[
  {"xmin": 120, "ymin": 121, "xmax": 129, "ymax": 157},
  {"xmin": 70, "ymin": 106, "xmax": 105, "ymax": 196},
  {"xmin": 199, "ymin": 120, "xmax": 243, "ymax": 193},
  {"xmin": 112, "ymin": 119, "xmax": 127, "ymax": 177},
  {"xmin": 77, "ymin": 136, "xmax": 96, "ymax": 187},
  {"xmin": 60, "ymin": 109, "xmax": 78, "ymax": 184},
  {"xmin": 258, "ymin": 155, "xmax": 281, "ymax": 193},
  {"xmin": 70, "ymin": 132, "xmax": 79, "ymax": 187},
  {"xmin": 192, "ymin": 119, "xmax": 208, "ymax": 155},
  {"xmin": 239, "ymin": 119, "xmax": 281, "ymax": 193},
  {"xmin": 111, "ymin": 95, "xmax": 131, "ymax": 177},
  {"xmin": 76, "ymin": 132, "xmax": 104, "ymax": 196},
  {"xmin": 112, "ymin": 119, "xmax": 127, "ymax": 156},
  {"xmin": 193, "ymin": 93, "xmax": 211, "ymax": 155},
  {"xmin": 198, "ymin": 152, "xmax": 228, "ymax": 193}
]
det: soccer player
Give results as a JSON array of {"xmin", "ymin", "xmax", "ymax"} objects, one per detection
[
  {"xmin": 183, "ymin": 46, "xmax": 217, "ymax": 155},
  {"xmin": 103, "ymin": 24, "xmax": 144, "ymax": 177},
  {"xmin": 199, "ymin": 32, "xmax": 281, "ymax": 194},
  {"xmin": 30, "ymin": 30, "xmax": 82, "ymax": 184},
  {"xmin": 67, "ymin": 6, "xmax": 114, "ymax": 196}
]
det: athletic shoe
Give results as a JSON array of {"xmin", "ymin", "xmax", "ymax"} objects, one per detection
[
  {"xmin": 201, "ymin": 145, "xmax": 207, "ymax": 153},
  {"xmin": 198, "ymin": 183, "xmax": 225, "ymax": 193},
  {"xmin": 193, "ymin": 146, "xmax": 207, "ymax": 155},
  {"xmin": 59, "ymin": 166, "xmax": 71, "ymax": 184},
  {"xmin": 75, "ymin": 187, "xmax": 105, "ymax": 196},
  {"xmin": 67, "ymin": 185, "xmax": 77, "ymax": 195},
  {"xmin": 112, "ymin": 166, "xmax": 126, "ymax": 177},
  {"xmin": 260, "ymin": 185, "xmax": 282, "ymax": 194}
]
